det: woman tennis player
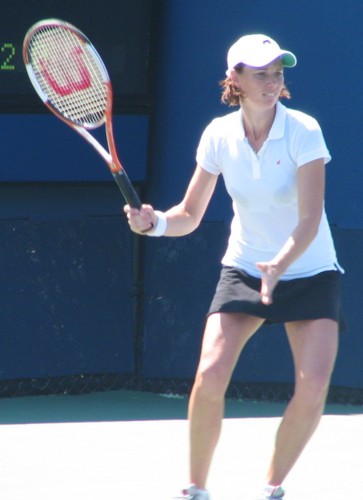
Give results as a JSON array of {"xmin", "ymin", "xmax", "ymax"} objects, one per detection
[{"xmin": 125, "ymin": 33, "xmax": 344, "ymax": 500}]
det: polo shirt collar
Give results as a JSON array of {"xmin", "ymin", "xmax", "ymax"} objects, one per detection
[{"xmin": 269, "ymin": 102, "xmax": 287, "ymax": 140}]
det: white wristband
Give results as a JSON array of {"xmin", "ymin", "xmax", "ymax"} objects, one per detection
[{"xmin": 147, "ymin": 210, "xmax": 167, "ymax": 237}]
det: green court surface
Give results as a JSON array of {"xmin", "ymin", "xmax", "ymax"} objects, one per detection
[{"xmin": 0, "ymin": 389, "xmax": 361, "ymax": 499}]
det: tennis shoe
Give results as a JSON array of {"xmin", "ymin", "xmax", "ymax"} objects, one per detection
[
  {"xmin": 173, "ymin": 484, "xmax": 210, "ymax": 499},
  {"xmin": 255, "ymin": 485, "xmax": 285, "ymax": 499}
]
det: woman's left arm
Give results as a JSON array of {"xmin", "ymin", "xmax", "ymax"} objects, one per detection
[{"xmin": 256, "ymin": 158, "xmax": 325, "ymax": 304}]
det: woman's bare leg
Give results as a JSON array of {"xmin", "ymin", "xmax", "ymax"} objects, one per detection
[
  {"xmin": 188, "ymin": 312, "xmax": 264, "ymax": 488},
  {"xmin": 266, "ymin": 319, "xmax": 338, "ymax": 485}
]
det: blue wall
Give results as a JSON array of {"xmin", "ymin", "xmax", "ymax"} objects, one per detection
[
  {"xmin": 0, "ymin": 185, "xmax": 135, "ymax": 380},
  {"xmin": 0, "ymin": 115, "xmax": 148, "ymax": 182},
  {"xmin": 1, "ymin": 0, "xmax": 363, "ymax": 391},
  {"xmin": 0, "ymin": 113, "xmax": 148, "ymax": 381}
]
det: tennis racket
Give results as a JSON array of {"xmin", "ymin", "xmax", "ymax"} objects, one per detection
[{"xmin": 23, "ymin": 18, "xmax": 142, "ymax": 208}]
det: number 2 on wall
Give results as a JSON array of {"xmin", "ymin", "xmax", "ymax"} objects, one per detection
[{"xmin": 1, "ymin": 43, "xmax": 16, "ymax": 70}]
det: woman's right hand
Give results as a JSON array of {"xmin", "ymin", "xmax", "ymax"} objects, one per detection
[{"xmin": 124, "ymin": 204, "xmax": 157, "ymax": 235}]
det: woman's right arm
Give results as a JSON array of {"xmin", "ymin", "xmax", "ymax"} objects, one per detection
[{"xmin": 124, "ymin": 165, "xmax": 218, "ymax": 236}]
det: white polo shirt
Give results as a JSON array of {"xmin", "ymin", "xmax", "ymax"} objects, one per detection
[{"xmin": 196, "ymin": 102, "xmax": 341, "ymax": 279}]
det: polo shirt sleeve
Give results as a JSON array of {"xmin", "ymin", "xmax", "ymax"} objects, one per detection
[
  {"xmin": 291, "ymin": 113, "xmax": 331, "ymax": 167},
  {"xmin": 196, "ymin": 119, "xmax": 223, "ymax": 175}
]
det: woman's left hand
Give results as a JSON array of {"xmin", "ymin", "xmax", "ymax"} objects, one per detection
[{"xmin": 255, "ymin": 262, "xmax": 281, "ymax": 305}]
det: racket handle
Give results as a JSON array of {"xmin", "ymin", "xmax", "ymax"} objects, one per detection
[{"xmin": 113, "ymin": 170, "xmax": 142, "ymax": 209}]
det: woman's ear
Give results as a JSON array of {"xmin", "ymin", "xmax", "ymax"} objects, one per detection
[{"xmin": 229, "ymin": 68, "xmax": 241, "ymax": 89}]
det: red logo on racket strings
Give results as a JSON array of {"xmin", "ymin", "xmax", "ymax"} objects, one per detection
[{"xmin": 39, "ymin": 46, "xmax": 91, "ymax": 96}]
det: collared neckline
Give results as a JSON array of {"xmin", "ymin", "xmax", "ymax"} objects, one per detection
[
  {"xmin": 238, "ymin": 101, "xmax": 287, "ymax": 142},
  {"xmin": 268, "ymin": 101, "xmax": 287, "ymax": 140}
]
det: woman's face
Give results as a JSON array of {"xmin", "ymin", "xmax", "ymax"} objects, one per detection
[{"xmin": 231, "ymin": 59, "xmax": 284, "ymax": 109}]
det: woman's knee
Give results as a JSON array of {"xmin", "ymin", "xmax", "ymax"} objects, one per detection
[
  {"xmin": 294, "ymin": 372, "xmax": 331, "ymax": 409},
  {"xmin": 193, "ymin": 363, "xmax": 231, "ymax": 402}
]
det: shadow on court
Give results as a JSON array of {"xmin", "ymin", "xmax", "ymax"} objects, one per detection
[{"xmin": 0, "ymin": 389, "xmax": 362, "ymax": 424}]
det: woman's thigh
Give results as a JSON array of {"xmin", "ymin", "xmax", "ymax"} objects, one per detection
[
  {"xmin": 195, "ymin": 312, "xmax": 264, "ymax": 392},
  {"xmin": 285, "ymin": 319, "xmax": 338, "ymax": 395}
]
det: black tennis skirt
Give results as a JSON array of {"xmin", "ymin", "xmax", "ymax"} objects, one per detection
[{"xmin": 208, "ymin": 266, "xmax": 345, "ymax": 329}]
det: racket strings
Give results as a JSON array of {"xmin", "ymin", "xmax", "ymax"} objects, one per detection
[{"xmin": 27, "ymin": 26, "xmax": 108, "ymax": 128}]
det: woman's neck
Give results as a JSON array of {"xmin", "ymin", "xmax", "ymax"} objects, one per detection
[{"xmin": 241, "ymin": 104, "xmax": 276, "ymax": 153}]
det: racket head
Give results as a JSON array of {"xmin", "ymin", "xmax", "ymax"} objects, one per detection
[{"xmin": 23, "ymin": 19, "xmax": 111, "ymax": 130}]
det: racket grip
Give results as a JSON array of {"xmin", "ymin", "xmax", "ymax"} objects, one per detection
[{"xmin": 113, "ymin": 170, "xmax": 142, "ymax": 209}]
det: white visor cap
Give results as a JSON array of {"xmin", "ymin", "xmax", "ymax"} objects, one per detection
[{"xmin": 226, "ymin": 34, "xmax": 297, "ymax": 76}]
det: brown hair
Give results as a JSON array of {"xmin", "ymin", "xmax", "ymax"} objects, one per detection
[{"xmin": 220, "ymin": 64, "xmax": 291, "ymax": 106}]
